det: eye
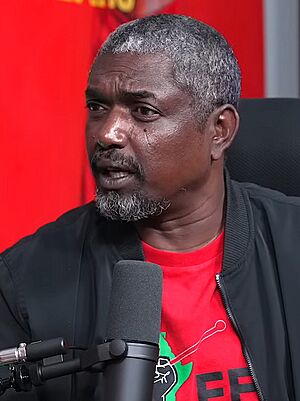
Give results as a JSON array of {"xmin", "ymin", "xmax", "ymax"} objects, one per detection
[
  {"xmin": 86, "ymin": 101, "xmax": 106, "ymax": 112},
  {"xmin": 133, "ymin": 105, "xmax": 160, "ymax": 121},
  {"xmin": 137, "ymin": 106, "xmax": 157, "ymax": 116}
]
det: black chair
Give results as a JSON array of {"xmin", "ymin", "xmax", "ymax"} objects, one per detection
[{"xmin": 226, "ymin": 98, "xmax": 300, "ymax": 196}]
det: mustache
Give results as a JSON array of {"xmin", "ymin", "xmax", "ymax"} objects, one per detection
[{"xmin": 90, "ymin": 149, "xmax": 144, "ymax": 180}]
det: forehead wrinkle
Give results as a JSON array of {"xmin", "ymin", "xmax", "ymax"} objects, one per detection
[
  {"xmin": 93, "ymin": 53, "xmax": 170, "ymax": 75},
  {"xmin": 90, "ymin": 62, "xmax": 151, "ymax": 86},
  {"xmin": 87, "ymin": 56, "xmax": 191, "ymax": 108},
  {"xmin": 90, "ymin": 69, "xmax": 139, "ymax": 88},
  {"xmin": 93, "ymin": 64, "xmax": 144, "ymax": 75},
  {"xmin": 90, "ymin": 54, "xmax": 175, "ymax": 87},
  {"xmin": 88, "ymin": 72, "xmax": 158, "ymax": 101}
]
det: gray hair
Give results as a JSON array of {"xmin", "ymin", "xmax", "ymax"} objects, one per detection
[{"xmin": 99, "ymin": 14, "xmax": 241, "ymax": 125}]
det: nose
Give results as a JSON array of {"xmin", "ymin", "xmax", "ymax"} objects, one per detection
[{"xmin": 95, "ymin": 110, "xmax": 129, "ymax": 150}]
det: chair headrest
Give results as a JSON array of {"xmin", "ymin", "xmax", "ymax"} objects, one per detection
[{"xmin": 226, "ymin": 98, "xmax": 300, "ymax": 196}]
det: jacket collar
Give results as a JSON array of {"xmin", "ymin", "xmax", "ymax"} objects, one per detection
[{"xmin": 222, "ymin": 169, "xmax": 254, "ymax": 273}]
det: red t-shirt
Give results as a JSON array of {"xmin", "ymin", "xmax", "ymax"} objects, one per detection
[{"xmin": 143, "ymin": 232, "xmax": 259, "ymax": 401}]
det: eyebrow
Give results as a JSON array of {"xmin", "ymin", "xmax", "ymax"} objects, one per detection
[
  {"xmin": 123, "ymin": 90, "xmax": 156, "ymax": 100},
  {"xmin": 85, "ymin": 87, "xmax": 102, "ymax": 99},
  {"xmin": 85, "ymin": 87, "xmax": 156, "ymax": 101}
]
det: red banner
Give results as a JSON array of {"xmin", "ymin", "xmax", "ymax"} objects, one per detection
[{"xmin": 0, "ymin": 0, "xmax": 264, "ymax": 251}]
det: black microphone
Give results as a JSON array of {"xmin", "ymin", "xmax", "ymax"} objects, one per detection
[{"xmin": 104, "ymin": 260, "xmax": 163, "ymax": 401}]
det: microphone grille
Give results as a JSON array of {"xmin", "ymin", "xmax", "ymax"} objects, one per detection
[{"xmin": 106, "ymin": 260, "xmax": 163, "ymax": 345}]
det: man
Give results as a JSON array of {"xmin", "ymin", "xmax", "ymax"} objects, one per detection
[{"xmin": 0, "ymin": 14, "xmax": 300, "ymax": 401}]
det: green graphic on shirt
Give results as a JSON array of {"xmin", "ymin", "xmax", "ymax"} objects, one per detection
[{"xmin": 154, "ymin": 332, "xmax": 193, "ymax": 401}]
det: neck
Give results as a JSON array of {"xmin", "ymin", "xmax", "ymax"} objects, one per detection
[{"xmin": 134, "ymin": 175, "xmax": 225, "ymax": 253}]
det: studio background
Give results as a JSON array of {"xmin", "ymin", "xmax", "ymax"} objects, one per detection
[{"xmin": 0, "ymin": 0, "xmax": 298, "ymax": 251}]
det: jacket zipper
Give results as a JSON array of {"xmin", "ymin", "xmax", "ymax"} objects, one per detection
[{"xmin": 215, "ymin": 273, "xmax": 265, "ymax": 401}]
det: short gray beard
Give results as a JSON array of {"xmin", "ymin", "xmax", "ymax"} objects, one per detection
[{"xmin": 95, "ymin": 189, "xmax": 171, "ymax": 221}]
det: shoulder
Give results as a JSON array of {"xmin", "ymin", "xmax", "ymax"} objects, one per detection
[
  {"xmin": 233, "ymin": 181, "xmax": 300, "ymax": 243},
  {"xmin": 0, "ymin": 202, "xmax": 104, "ymax": 271},
  {"xmin": 235, "ymin": 180, "xmax": 300, "ymax": 211},
  {"xmin": 2, "ymin": 202, "xmax": 92, "ymax": 251}
]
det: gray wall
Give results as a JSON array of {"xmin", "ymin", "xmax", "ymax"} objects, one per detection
[{"xmin": 264, "ymin": 0, "xmax": 299, "ymax": 97}]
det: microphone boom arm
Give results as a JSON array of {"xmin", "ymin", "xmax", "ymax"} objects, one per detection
[{"xmin": 0, "ymin": 339, "xmax": 159, "ymax": 397}]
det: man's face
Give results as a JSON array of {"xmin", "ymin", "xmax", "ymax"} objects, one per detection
[{"xmin": 86, "ymin": 53, "xmax": 213, "ymax": 221}]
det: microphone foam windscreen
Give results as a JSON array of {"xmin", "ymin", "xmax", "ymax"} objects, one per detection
[{"xmin": 106, "ymin": 260, "xmax": 163, "ymax": 345}]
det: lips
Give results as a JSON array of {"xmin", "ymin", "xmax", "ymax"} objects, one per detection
[
  {"xmin": 103, "ymin": 168, "xmax": 132, "ymax": 179},
  {"xmin": 93, "ymin": 160, "xmax": 138, "ymax": 190}
]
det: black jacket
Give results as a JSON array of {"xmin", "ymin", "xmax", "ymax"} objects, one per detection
[{"xmin": 1, "ymin": 175, "xmax": 300, "ymax": 401}]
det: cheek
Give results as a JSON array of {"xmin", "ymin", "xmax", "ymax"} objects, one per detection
[
  {"xmin": 85, "ymin": 125, "xmax": 97, "ymax": 158},
  {"xmin": 141, "ymin": 124, "xmax": 185, "ymax": 157},
  {"xmin": 141, "ymin": 136, "xmax": 201, "ymax": 184},
  {"xmin": 150, "ymin": 133, "xmax": 209, "ymax": 187},
  {"xmin": 141, "ymin": 129, "xmax": 165, "ymax": 157}
]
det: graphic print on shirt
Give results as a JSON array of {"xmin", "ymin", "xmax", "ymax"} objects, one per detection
[{"xmin": 153, "ymin": 320, "xmax": 227, "ymax": 401}]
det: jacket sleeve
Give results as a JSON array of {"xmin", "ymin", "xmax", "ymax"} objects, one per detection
[
  {"xmin": 0, "ymin": 256, "xmax": 39, "ymax": 400},
  {"xmin": 0, "ymin": 255, "xmax": 31, "ymax": 347}
]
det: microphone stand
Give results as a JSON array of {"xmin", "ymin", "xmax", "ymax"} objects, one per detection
[{"xmin": 0, "ymin": 339, "xmax": 158, "ymax": 397}]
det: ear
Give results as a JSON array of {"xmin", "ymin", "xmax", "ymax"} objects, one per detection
[{"xmin": 209, "ymin": 104, "xmax": 240, "ymax": 161}]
